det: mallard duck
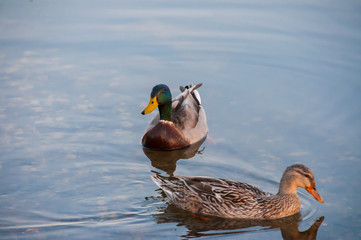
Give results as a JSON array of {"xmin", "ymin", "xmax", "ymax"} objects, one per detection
[
  {"xmin": 141, "ymin": 83, "xmax": 208, "ymax": 150},
  {"xmin": 151, "ymin": 164, "xmax": 324, "ymax": 219}
]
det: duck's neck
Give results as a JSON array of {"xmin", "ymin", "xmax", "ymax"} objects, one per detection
[
  {"xmin": 262, "ymin": 193, "xmax": 301, "ymax": 218},
  {"xmin": 278, "ymin": 174, "xmax": 299, "ymax": 195},
  {"xmin": 158, "ymin": 102, "xmax": 172, "ymax": 121}
]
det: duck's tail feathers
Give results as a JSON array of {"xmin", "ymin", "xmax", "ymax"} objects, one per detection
[
  {"xmin": 151, "ymin": 175, "xmax": 174, "ymax": 196},
  {"xmin": 176, "ymin": 83, "xmax": 203, "ymax": 107},
  {"xmin": 179, "ymin": 83, "xmax": 202, "ymax": 93}
]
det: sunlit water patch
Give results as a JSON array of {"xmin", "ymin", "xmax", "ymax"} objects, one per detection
[{"xmin": 1, "ymin": 0, "xmax": 361, "ymax": 239}]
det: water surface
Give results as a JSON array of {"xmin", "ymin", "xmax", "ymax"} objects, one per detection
[{"xmin": 1, "ymin": 0, "xmax": 361, "ymax": 239}]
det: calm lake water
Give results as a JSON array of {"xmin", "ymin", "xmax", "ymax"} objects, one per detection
[{"xmin": 1, "ymin": 1, "xmax": 361, "ymax": 239}]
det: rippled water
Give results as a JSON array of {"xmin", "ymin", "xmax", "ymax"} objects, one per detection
[{"xmin": 1, "ymin": 0, "xmax": 361, "ymax": 239}]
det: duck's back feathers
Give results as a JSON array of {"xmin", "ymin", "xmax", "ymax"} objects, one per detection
[
  {"xmin": 173, "ymin": 84, "xmax": 208, "ymax": 144},
  {"xmin": 172, "ymin": 83, "xmax": 203, "ymax": 129},
  {"xmin": 152, "ymin": 175, "xmax": 273, "ymax": 218}
]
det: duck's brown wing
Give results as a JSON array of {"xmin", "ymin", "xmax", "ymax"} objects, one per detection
[{"xmin": 180, "ymin": 176, "xmax": 269, "ymax": 204}]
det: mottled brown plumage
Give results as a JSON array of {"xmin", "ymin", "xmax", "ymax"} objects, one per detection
[{"xmin": 151, "ymin": 164, "xmax": 323, "ymax": 219}]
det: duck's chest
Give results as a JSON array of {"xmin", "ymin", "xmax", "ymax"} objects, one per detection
[{"xmin": 142, "ymin": 121, "xmax": 190, "ymax": 150}]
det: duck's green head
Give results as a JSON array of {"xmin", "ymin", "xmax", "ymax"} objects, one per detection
[{"xmin": 141, "ymin": 84, "xmax": 172, "ymax": 120}]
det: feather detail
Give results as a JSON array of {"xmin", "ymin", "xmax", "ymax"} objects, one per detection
[{"xmin": 151, "ymin": 164, "xmax": 323, "ymax": 219}]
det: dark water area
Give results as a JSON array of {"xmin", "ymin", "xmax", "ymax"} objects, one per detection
[{"xmin": 0, "ymin": 0, "xmax": 360, "ymax": 239}]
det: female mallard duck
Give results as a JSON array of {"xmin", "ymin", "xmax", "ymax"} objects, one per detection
[
  {"xmin": 151, "ymin": 164, "xmax": 324, "ymax": 219},
  {"xmin": 141, "ymin": 83, "xmax": 208, "ymax": 150}
]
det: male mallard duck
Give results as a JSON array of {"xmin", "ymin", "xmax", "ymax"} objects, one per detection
[
  {"xmin": 151, "ymin": 164, "xmax": 324, "ymax": 219},
  {"xmin": 141, "ymin": 83, "xmax": 208, "ymax": 150}
]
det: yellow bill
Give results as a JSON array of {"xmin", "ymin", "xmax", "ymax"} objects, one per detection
[{"xmin": 141, "ymin": 96, "xmax": 158, "ymax": 115}]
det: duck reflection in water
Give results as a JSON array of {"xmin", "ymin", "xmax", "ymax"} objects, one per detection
[
  {"xmin": 143, "ymin": 137, "xmax": 206, "ymax": 176},
  {"xmin": 152, "ymin": 203, "xmax": 324, "ymax": 239}
]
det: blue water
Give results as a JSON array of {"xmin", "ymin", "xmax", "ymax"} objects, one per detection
[{"xmin": 1, "ymin": 0, "xmax": 361, "ymax": 239}]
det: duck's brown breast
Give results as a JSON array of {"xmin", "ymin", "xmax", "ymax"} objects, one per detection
[{"xmin": 142, "ymin": 121, "xmax": 190, "ymax": 150}]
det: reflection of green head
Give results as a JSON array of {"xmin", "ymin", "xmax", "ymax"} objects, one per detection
[{"xmin": 141, "ymin": 84, "xmax": 172, "ymax": 121}]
